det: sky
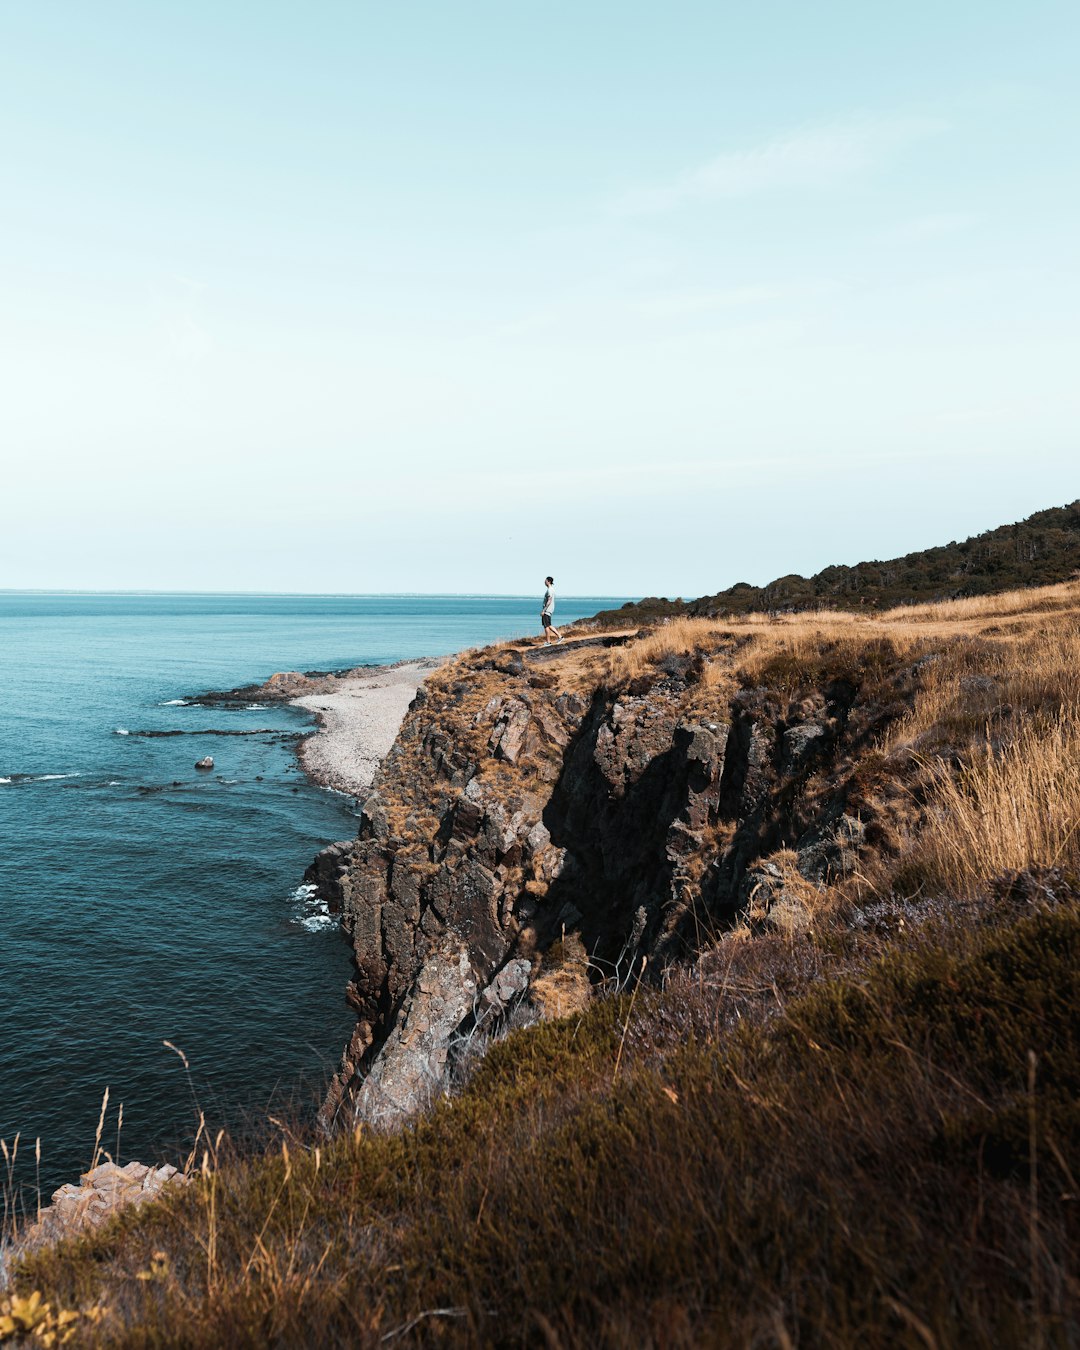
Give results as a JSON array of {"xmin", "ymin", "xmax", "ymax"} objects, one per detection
[{"xmin": 1, "ymin": 1, "xmax": 1077, "ymax": 596}]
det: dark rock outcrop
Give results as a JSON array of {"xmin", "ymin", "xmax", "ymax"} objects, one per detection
[
  {"xmin": 318, "ymin": 650, "xmax": 913, "ymax": 1132},
  {"xmin": 303, "ymin": 840, "xmax": 355, "ymax": 912}
]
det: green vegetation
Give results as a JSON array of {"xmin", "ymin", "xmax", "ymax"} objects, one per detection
[
  {"xmin": 589, "ymin": 500, "xmax": 1080, "ymax": 625},
  {"xmin": 10, "ymin": 877, "xmax": 1078, "ymax": 1346}
]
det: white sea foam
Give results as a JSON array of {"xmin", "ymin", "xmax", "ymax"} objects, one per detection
[
  {"xmin": 161, "ymin": 699, "xmax": 189, "ymax": 706},
  {"xmin": 0, "ymin": 777, "xmax": 81, "ymax": 788},
  {"xmin": 115, "ymin": 728, "xmax": 130, "ymax": 736},
  {"xmin": 3, "ymin": 772, "xmax": 82, "ymax": 784},
  {"xmin": 298, "ymin": 912, "xmax": 337, "ymax": 932},
  {"xmin": 288, "ymin": 882, "xmax": 337, "ymax": 932},
  {"xmin": 245, "ymin": 703, "xmax": 268, "ymax": 711}
]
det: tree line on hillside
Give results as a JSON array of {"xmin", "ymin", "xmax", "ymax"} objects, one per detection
[{"xmin": 591, "ymin": 500, "xmax": 1080, "ymax": 625}]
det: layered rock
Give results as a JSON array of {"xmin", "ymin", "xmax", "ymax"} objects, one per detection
[
  {"xmin": 319, "ymin": 646, "xmax": 910, "ymax": 1131},
  {"xmin": 3, "ymin": 1162, "xmax": 186, "ymax": 1277}
]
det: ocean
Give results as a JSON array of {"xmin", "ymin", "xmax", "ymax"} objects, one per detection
[{"xmin": 0, "ymin": 592, "xmax": 624, "ymax": 1198}]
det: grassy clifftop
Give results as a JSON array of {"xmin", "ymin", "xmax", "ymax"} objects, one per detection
[
  {"xmin": 589, "ymin": 499, "xmax": 1080, "ymax": 625},
  {"xmin": 13, "ymin": 883, "xmax": 1079, "ymax": 1347},
  {"xmin": 6, "ymin": 581, "xmax": 1080, "ymax": 1347}
]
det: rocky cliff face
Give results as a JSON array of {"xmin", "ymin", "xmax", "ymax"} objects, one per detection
[{"xmin": 318, "ymin": 640, "xmax": 913, "ymax": 1131}]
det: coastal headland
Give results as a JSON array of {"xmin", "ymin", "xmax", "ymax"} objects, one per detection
[{"xmin": 9, "ymin": 571, "xmax": 1080, "ymax": 1345}]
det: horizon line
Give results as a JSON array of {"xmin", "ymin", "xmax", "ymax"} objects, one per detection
[{"xmin": 0, "ymin": 588, "xmax": 640, "ymax": 600}]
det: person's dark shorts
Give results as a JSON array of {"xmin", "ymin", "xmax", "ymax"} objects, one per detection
[{"xmin": 541, "ymin": 613, "xmax": 552, "ymax": 628}]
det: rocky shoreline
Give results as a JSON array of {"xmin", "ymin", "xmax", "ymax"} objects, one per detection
[
  {"xmin": 2, "ymin": 658, "xmax": 441, "ymax": 1281},
  {"xmin": 189, "ymin": 656, "xmax": 441, "ymax": 798}
]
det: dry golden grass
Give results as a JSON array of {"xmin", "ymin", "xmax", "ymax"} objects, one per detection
[
  {"xmin": 597, "ymin": 580, "xmax": 1080, "ymax": 692},
  {"xmin": 530, "ymin": 965, "xmax": 591, "ymax": 1020},
  {"xmin": 452, "ymin": 582, "xmax": 1080, "ymax": 718},
  {"xmin": 594, "ymin": 580, "xmax": 1080, "ymax": 910},
  {"xmin": 882, "ymin": 615, "xmax": 1080, "ymax": 755},
  {"xmin": 896, "ymin": 578, "xmax": 1080, "ymax": 623},
  {"xmin": 904, "ymin": 711, "xmax": 1080, "ymax": 898},
  {"xmin": 602, "ymin": 617, "xmax": 734, "ymax": 685}
]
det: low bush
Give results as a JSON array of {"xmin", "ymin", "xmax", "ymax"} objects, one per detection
[{"xmin": 14, "ymin": 883, "xmax": 1078, "ymax": 1347}]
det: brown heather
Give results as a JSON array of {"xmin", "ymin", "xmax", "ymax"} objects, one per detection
[{"xmin": 6, "ymin": 582, "xmax": 1080, "ymax": 1347}]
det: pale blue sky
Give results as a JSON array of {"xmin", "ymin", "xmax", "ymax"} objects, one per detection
[{"xmin": 2, "ymin": 2, "xmax": 1077, "ymax": 595}]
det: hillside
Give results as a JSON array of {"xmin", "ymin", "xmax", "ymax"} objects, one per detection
[
  {"xmin": 588, "ymin": 500, "xmax": 1080, "ymax": 625},
  {"xmin": 5, "ymin": 581, "xmax": 1080, "ymax": 1346}
]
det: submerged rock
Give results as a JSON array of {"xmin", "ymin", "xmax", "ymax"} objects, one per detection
[{"xmin": 195, "ymin": 756, "xmax": 214, "ymax": 770}]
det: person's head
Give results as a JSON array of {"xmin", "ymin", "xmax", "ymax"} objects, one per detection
[{"xmin": 545, "ymin": 576, "xmax": 554, "ymax": 586}]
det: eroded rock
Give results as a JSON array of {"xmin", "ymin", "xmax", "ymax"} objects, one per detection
[
  {"xmin": 303, "ymin": 839, "xmax": 355, "ymax": 911},
  {"xmin": 5, "ymin": 1161, "xmax": 187, "ymax": 1273},
  {"xmin": 319, "ymin": 640, "xmax": 903, "ymax": 1133}
]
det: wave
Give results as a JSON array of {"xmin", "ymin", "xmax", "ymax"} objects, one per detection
[
  {"xmin": 245, "ymin": 703, "xmax": 269, "ymax": 711},
  {"xmin": 288, "ymin": 882, "xmax": 338, "ymax": 933},
  {"xmin": 161, "ymin": 699, "xmax": 190, "ymax": 707},
  {"xmin": 0, "ymin": 772, "xmax": 82, "ymax": 785},
  {"xmin": 296, "ymin": 913, "xmax": 337, "ymax": 933},
  {"xmin": 115, "ymin": 728, "xmax": 130, "ymax": 736}
]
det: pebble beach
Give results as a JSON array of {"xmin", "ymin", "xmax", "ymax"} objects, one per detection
[{"xmin": 291, "ymin": 659, "xmax": 440, "ymax": 796}]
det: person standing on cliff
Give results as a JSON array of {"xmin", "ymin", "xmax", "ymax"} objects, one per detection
[{"xmin": 541, "ymin": 576, "xmax": 562, "ymax": 644}]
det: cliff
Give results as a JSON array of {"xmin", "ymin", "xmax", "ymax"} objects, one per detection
[
  {"xmin": 318, "ymin": 578, "xmax": 1080, "ymax": 1130},
  {"xmin": 12, "ymin": 580, "xmax": 1079, "ymax": 1347}
]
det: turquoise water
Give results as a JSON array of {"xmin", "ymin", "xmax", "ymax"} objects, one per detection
[{"xmin": 0, "ymin": 593, "xmax": 622, "ymax": 1196}]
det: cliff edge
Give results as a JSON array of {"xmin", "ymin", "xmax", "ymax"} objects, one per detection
[{"xmin": 318, "ymin": 580, "xmax": 1080, "ymax": 1130}]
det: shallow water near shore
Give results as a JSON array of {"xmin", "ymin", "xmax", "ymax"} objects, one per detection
[{"xmin": 0, "ymin": 592, "xmax": 623, "ymax": 1197}]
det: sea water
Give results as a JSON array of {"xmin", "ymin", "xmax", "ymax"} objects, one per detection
[{"xmin": 0, "ymin": 592, "xmax": 624, "ymax": 1196}]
